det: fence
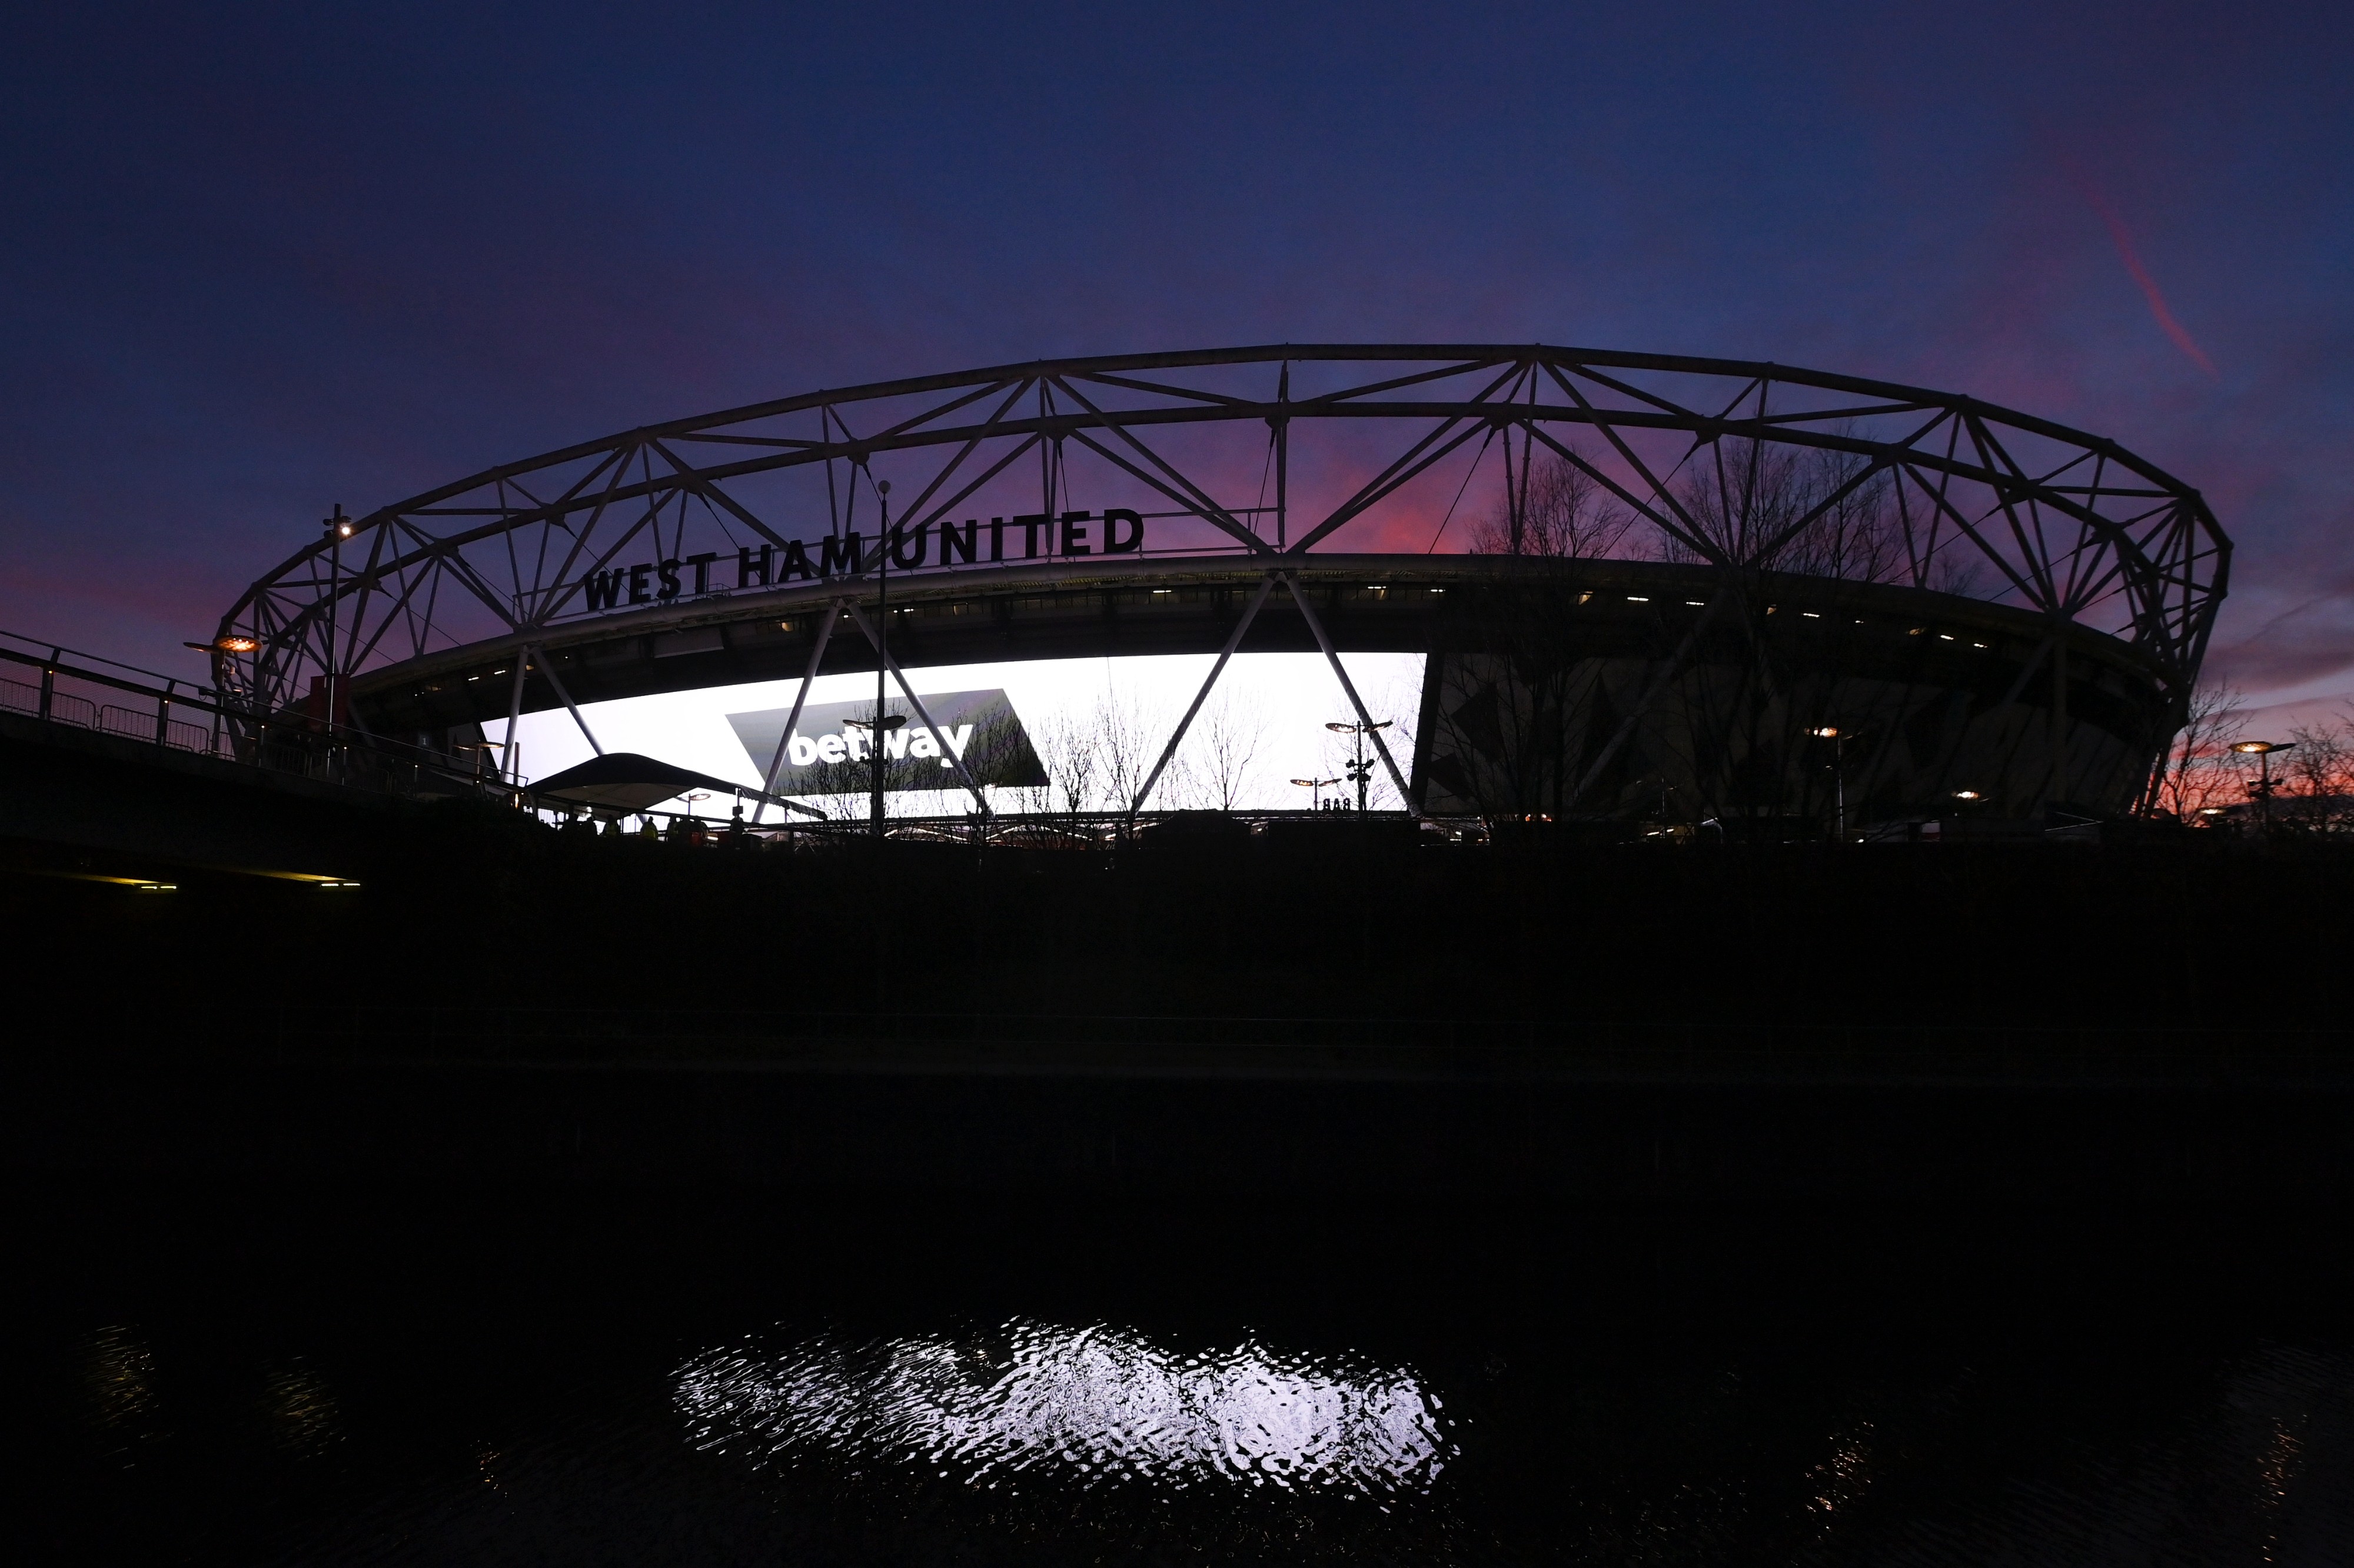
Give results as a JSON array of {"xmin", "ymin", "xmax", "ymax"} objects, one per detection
[{"xmin": 0, "ymin": 627, "xmax": 479, "ymax": 801}]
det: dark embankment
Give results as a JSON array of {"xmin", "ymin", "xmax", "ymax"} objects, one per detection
[{"xmin": 5, "ymin": 800, "xmax": 2350, "ymax": 1199}]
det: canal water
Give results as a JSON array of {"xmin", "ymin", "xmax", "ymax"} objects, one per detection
[{"xmin": 12, "ymin": 1181, "xmax": 2354, "ymax": 1565}]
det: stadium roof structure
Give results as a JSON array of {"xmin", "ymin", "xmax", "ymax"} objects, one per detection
[{"xmin": 214, "ymin": 345, "xmax": 2229, "ymax": 820}]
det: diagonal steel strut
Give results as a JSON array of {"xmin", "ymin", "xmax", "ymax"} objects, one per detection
[
  {"xmin": 761, "ymin": 598, "xmax": 844, "ymax": 798},
  {"xmin": 1129, "ymin": 574, "xmax": 1279, "ymax": 814},
  {"xmin": 524, "ymin": 643, "xmax": 604, "ymax": 756},
  {"xmin": 1282, "ymin": 572, "xmax": 1416, "ymax": 815}
]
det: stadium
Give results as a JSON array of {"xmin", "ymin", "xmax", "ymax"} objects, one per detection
[{"xmin": 212, "ymin": 345, "xmax": 2229, "ymax": 835}]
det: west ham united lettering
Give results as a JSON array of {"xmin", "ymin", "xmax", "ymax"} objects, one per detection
[
  {"xmin": 725, "ymin": 689, "xmax": 1049, "ymax": 796},
  {"xmin": 580, "ymin": 510, "xmax": 1145, "ymax": 614}
]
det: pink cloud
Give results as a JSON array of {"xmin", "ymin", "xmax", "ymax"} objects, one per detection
[{"xmin": 2059, "ymin": 157, "xmax": 2219, "ymax": 378}]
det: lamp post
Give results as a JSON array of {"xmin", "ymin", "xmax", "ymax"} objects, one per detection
[
  {"xmin": 870, "ymin": 478, "xmax": 893, "ymax": 840},
  {"xmin": 2230, "ymin": 740, "xmax": 2295, "ymax": 830},
  {"xmin": 453, "ymin": 739, "xmax": 503, "ymax": 795},
  {"xmin": 1290, "ymin": 776, "xmax": 1341, "ymax": 810},
  {"xmin": 321, "ymin": 505, "xmax": 354, "ymax": 768},
  {"xmin": 1806, "ymin": 725, "xmax": 1852, "ymax": 840},
  {"xmin": 1324, "ymin": 720, "xmax": 1392, "ymax": 812},
  {"xmin": 846, "ymin": 713, "xmax": 906, "ymax": 839},
  {"xmin": 184, "ymin": 632, "xmax": 260, "ymax": 706}
]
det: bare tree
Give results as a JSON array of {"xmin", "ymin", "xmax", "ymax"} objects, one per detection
[
  {"xmin": 2155, "ymin": 680, "xmax": 2247, "ymax": 820},
  {"xmin": 1035, "ymin": 709, "xmax": 1099, "ymax": 814},
  {"xmin": 2283, "ymin": 715, "xmax": 2354, "ymax": 832},
  {"xmin": 1472, "ymin": 450, "xmax": 1636, "ymax": 559},
  {"xmin": 1094, "ymin": 688, "xmax": 1158, "ymax": 818},
  {"xmin": 1665, "ymin": 437, "xmax": 1904, "ymax": 583},
  {"xmin": 1195, "ymin": 688, "xmax": 1266, "ymax": 811}
]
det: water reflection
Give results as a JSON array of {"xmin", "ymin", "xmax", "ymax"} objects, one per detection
[
  {"xmin": 82, "ymin": 1324, "xmax": 165, "ymax": 1459},
  {"xmin": 264, "ymin": 1359, "xmax": 345, "ymax": 1456},
  {"xmin": 676, "ymin": 1317, "xmax": 1452, "ymax": 1494}
]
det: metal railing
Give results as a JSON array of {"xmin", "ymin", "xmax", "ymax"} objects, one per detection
[{"xmin": 0, "ymin": 627, "xmax": 483, "ymax": 801}]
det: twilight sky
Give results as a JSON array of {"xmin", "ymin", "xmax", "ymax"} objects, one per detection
[{"xmin": 2, "ymin": 3, "xmax": 2348, "ymax": 714}]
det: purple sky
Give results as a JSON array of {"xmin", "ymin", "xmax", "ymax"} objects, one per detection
[{"xmin": 2, "ymin": 3, "xmax": 2348, "ymax": 717}]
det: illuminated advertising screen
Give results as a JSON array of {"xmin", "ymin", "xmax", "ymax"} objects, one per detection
[
  {"xmin": 726, "ymin": 690, "xmax": 1049, "ymax": 795},
  {"xmin": 510, "ymin": 652, "xmax": 1424, "ymax": 818}
]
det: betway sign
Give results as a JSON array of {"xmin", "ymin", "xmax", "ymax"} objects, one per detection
[
  {"xmin": 724, "ymin": 689, "xmax": 1050, "ymax": 796},
  {"xmin": 580, "ymin": 510, "xmax": 1146, "ymax": 613}
]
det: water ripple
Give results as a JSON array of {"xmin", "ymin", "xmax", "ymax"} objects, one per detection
[{"xmin": 675, "ymin": 1317, "xmax": 1454, "ymax": 1494}]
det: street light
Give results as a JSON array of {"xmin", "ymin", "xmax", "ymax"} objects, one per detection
[
  {"xmin": 1290, "ymin": 775, "xmax": 1341, "ymax": 810},
  {"xmin": 321, "ymin": 505, "xmax": 353, "ymax": 764},
  {"xmin": 845, "ymin": 710, "xmax": 906, "ymax": 840},
  {"xmin": 867, "ymin": 477, "xmax": 893, "ymax": 841},
  {"xmin": 1324, "ymin": 719, "xmax": 1392, "ymax": 813},
  {"xmin": 2230, "ymin": 740, "xmax": 2295, "ymax": 830},
  {"xmin": 452, "ymin": 738, "xmax": 504, "ymax": 793},
  {"xmin": 1804, "ymin": 725, "xmax": 1856, "ymax": 840}
]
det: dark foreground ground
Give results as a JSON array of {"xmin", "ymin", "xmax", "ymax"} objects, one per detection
[
  {"xmin": 7, "ymin": 804, "xmax": 2354, "ymax": 1562},
  {"xmin": 8, "ymin": 794, "xmax": 2348, "ymax": 1026},
  {"xmin": 9, "ymin": 803, "xmax": 2351, "ymax": 1200}
]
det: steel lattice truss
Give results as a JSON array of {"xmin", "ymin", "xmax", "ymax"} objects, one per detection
[{"xmin": 218, "ymin": 345, "xmax": 2228, "ymax": 727}]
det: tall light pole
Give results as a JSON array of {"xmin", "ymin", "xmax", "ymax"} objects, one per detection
[
  {"xmin": 867, "ymin": 478, "xmax": 893, "ymax": 841},
  {"xmin": 1806, "ymin": 725, "xmax": 1850, "ymax": 840},
  {"xmin": 845, "ymin": 713, "xmax": 905, "ymax": 836},
  {"xmin": 1290, "ymin": 776, "xmax": 1341, "ymax": 810},
  {"xmin": 321, "ymin": 504, "xmax": 353, "ymax": 761},
  {"xmin": 1325, "ymin": 720, "xmax": 1392, "ymax": 812},
  {"xmin": 2231, "ymin": 740, "xmax": 2295, "ymax": 831}
]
